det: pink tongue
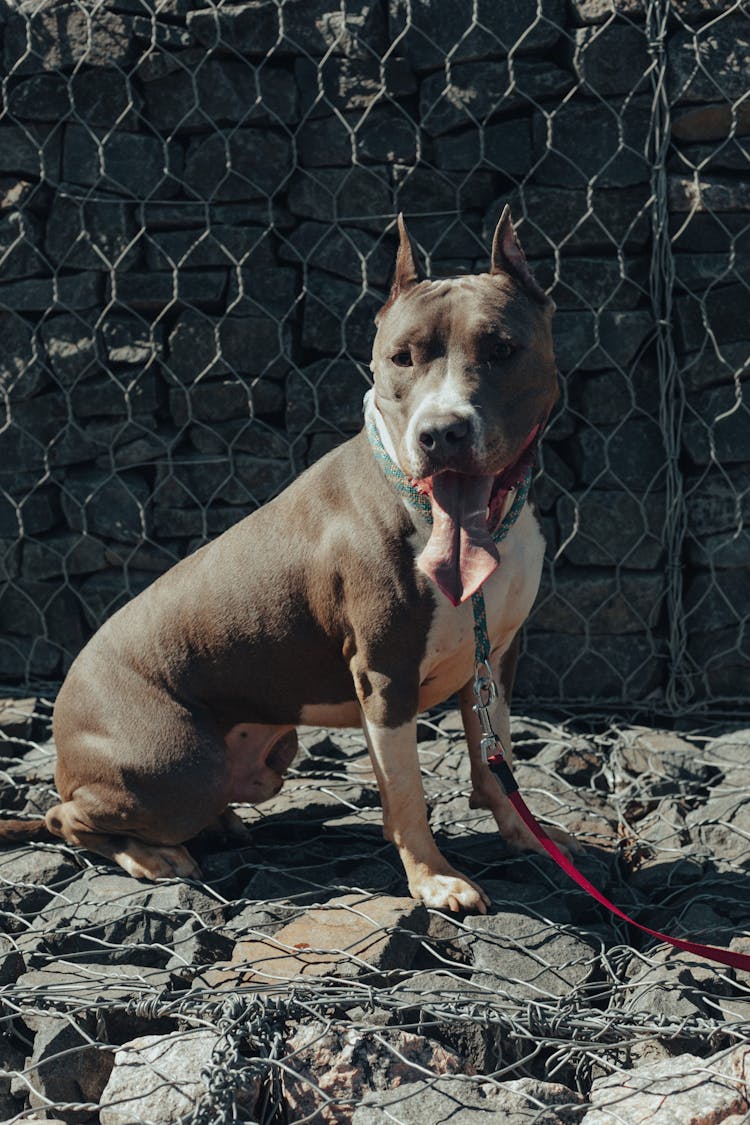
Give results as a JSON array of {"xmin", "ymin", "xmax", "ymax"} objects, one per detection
[{"xmin": 417, "ymin": 472, "xmax": 500, "ymax": 606}]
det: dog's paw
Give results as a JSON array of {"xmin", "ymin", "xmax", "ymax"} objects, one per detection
[
  {"xmin": 502, "ymin": 820, "xmax": 582, "ymax": 862},
  {"xmin": 410, "ymin": 870, "xmax": 490, "ymax": 914},
  {"xmin": 113, "ymin": 841, "xmax": 203, "ymax": 881}
]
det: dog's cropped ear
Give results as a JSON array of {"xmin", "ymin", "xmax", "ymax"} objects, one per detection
[
  {"xmin": 490, "ymin": 205, "xmax": 552, "ymax": 308},
  {"xmin": 376, "ymin": 214, "xmax": 423, "ymax": 324}
]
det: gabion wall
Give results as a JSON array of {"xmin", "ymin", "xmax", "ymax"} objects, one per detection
[{"xmin": 0, "ymin": 0, "xmax": 748, "ymax": 713}]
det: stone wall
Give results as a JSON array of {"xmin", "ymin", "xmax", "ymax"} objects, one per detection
[{"xmin": 0, "ymin": 0, "xmax": 748, "ymax": 710}]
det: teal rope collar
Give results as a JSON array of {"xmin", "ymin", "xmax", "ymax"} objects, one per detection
[{"xmin": 365, "ymin": 412, "xmax": 535, "ymax": 665}]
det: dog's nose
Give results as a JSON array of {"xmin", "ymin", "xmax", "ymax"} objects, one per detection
[{"xmin": 418, "ymin": 416, "xmax": 471, "ymax": 459}]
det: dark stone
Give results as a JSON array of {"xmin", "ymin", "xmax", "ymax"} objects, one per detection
[
  {"xmin": 225, "ymin": 264, "xmax": 299, "ymax": 317},
  {"xmin": 187, "ymin": 0, "xmax": 387, "ymax": 59},
  {"xmin": 75, "ymin": 569, "xmax": 157, "ymax": 630},
  {"xmin": 40, "ymin": 313, "xmax": 98, "ymax": 385},
  {"xmin": 533, "ymin": 444, "xmax": 575, "ymax": 512},
  {"xmin": 0, "ymin": 539, "xmax": 20, "ymax": 582},
  {"xmin": 286, "ymin": 360, "xmax": 369, "ymax": 433},
  {"xmin": 101, "ymin": 314, "xmax": 166, "ymax": 366},
  {"xmin": 0, "ymin": 635, "xmax": 60, "ymax": 680},
  {"xmin": 0, "ymin": 123, "xmax": 61, "ymax": 180},
  {"xmin": 142, "ymin": 59, "xmax": 298, "ymax": 131},
  {"xmin": 670, "ymin": 211, "xmax": 750, "ymax": 255},
  {"xmin": 169, "ymin": 377, "xmax": 282, "ymax": 427},
  {"xmin": 189, "ymin": 419, "xmax": 292, "ymax": 460},
  {"xmin": 298, "ymin": 108, "xmax": 418, "ymax": 167},
  {"xmin": 155, "ymin": 455, "xmax": 290, "ymax": 508},
  {"xmin": 19, "ymin": 869, "xmax": 225, "ymax": 967},
  {"xmin": 687, "ymin": 627, "xmax": 750, "ymax": 698},
  {"xmin": 287, "ymin": 166, "xmax": 392, "ymax": 226},
  {"xmin": 571, "ymin": 24, "xmax": 650, "ymax": 96},
  {"xmin": 532, "ymin": 97, "xmax": 651, "ymax": 188},
  {"xmin": 279, "ymin": 222, "xmax": 394, "ymax": 288},
  {"xmin": 568, "ymin": 364, "xmax": 660, "ymax": 424},
  {"xmin": 61, "ymin": 470, "xmax": 152, "ymax": 544},
  {"xmin": 142, "ymin": 198, "xmax": 294, "ymax": 231},
  {"xmin": 518, "ymin": 631, "xmax": 664, "ymax": 700},
  {"xmin": 682, "ymin": 384, "xmax": 750, "ymax": 466},
  {"xmin": 62, "ymin": 124, "xmax": 183, "ymax": 199},
  {"xmin": 0, "ymin": 211, "xmax": 45, "ymax": 279},
  {"xmin": 0, "ymin": 313, "xmax": 47, "ymax": 400},
  {"xmin": 23, "ymin": 533, "xmax": 107, "ymax": 580},
  {"xmin": 0, "ymin": 272, "xmax": 102, "ymax": 312},
  {"xmin": 679, "ymin": 341, "xmax": 750, "ymax": 393},
  {"xmin": 685, "ymin": 569, "xmax": 750, "ymax": 634},
  {"xmin": 553, "ymin": 309, "xmax": 653, "ymax": 373},
  {"xmin": 0, "ymin": 579, "xmax": 86, "ymax": 650},
  {"xmin": 0, "ymin": 486, "xmax": 60, "ymax": 538},
  {"xmin": 687, "ymin": 529, "xmax": 750, "ymax": 570},
  {"xmin": 532, "ymin": 567, "xmax": 665, "ymax": 635},
  {"xmin": 8, "ymin": 68, "xmax": 141, "ymax": 128},
  {"xmin": 296, "ymin": 55, "xmax": 416, "ymax": 119},
  {"xmin": 3, "ymin": 4, "xmax": 142, "ymax": 73},
  {"xmin": 393, "ymin": 165, "xmax": 498, "ymax": 215},
  {"xmin": 71, "ymin": 369, "xmax": 160, "ymax": 418},
  {"xmin": 569, "ymin": 0, "xmax": 646, "ymax": 24},
  {"xmin": 302, "ymin": 271, "xmax": 383, "ymax": 359},
  {"xmin": 105, "ymin": 270, "xmax": 227, "ymax": 311},
  {"xmin": 433, "ymin": 118, "xmax": 532, "ymax": 174},
  {"xmin": 674, "ymin": 254, "xmax": 750, "ymax": 293},
  {"xmin": 533, "ymin": 255, "xmax": 648, "ymax": 311},
  {"xmin": 420, "ymin": 59, "xmax": 572, "ymax": 138},
  {"xmin": 674, "ymin": 285, "xmax": 750, "ymax": 353},
  {"xmin": 144, "ymin": 224, "xmax": 267, "ymax": 271},
  {"xmin": 184, "ymin": 129, "xmax": 294, "ymax": 201},
  {"xmin": 153, "ymin": 503, "xmax": 253, "ymax": 538},
  {"xmin": 669, "ymin": 174, "xmax": 750, "ymax": 215},
  {"xmin": 166, "ymin": 310, "xmax": 289, "ymax": 384},
  {"xmin": 671, "ymin": 104, "xmax": 750, "ymax": 144},
  {"xmin": 566, "ymin": 418, "xmax": 668, "ymax": 489},
  {"xmin": 45, "ymin": 190, "xmax": 140, "ymax": 271},
  {"xmin": 556, "ymin": 491, "xmax": 666, "ymax": 569},
  {"xmin": 0, "ymin": 847, "xmax": 79, "ymax": 918},
  {"xmin": 685, "ymin": 467, "xmax": 750, "ymax": 536},
  {"xmin": 388, "ymin": 0, "xmax": 565, "ymax": 72},
  {"xmin": 484, "ymin": 185, "xmax": 651, "ymax": 256},
  {"xmin": 668, "ymin": 15, "xmax": 750, "ymax": 105},
  {"xmin": 25, "ymin": 1019, "xmax": 114, "ymax": 1119}
]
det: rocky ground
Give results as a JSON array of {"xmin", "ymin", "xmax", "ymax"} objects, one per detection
[{"xmin": 0, "ymin": 696, "xmax": 750, "ymax": 1123}]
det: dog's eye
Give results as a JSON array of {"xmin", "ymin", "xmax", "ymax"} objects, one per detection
[
  {"xmin": 391, "ymin": 350, "xmax": 413, "ymax": 368},
  {"xmin": 494, "ymin": 339, "xmax": 515, "ymax": 359}
]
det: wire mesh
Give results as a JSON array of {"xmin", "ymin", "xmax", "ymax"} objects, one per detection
[
  {"xmin": 0, "ymin": 0, "xmax": 746, "ymax": 713},
  {"xmin": 1, "ymin": 697, "xmax": 750, "ymax": 1121}
]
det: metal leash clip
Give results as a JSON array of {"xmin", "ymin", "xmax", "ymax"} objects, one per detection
[{"xmin": 472, "ymin": 659, "xmax": 501, "ymax": 764}]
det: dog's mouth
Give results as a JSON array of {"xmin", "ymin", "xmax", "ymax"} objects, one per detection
[{"xmin": 415, "ymin": 427, "xmax": 538, "ymax": 607}]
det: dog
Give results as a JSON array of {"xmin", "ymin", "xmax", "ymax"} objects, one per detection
[{"xmin": 6, "ymin": 208, "xmax": 575, "ymax": 914}]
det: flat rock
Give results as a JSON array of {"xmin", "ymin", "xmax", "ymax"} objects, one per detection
[
  {"xmin": 353, "ymin": 1075, "xmax": 582, "ymax": 1124},
  {"xmin": 582, "ymin": 1046, "xmax": 750, "ymax": 1124},
  {"xmin": 198, "ymin": 894, "xmax": 428, "ymax": 988}
]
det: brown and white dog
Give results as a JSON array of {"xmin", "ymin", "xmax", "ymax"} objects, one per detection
[{"xmin": 8, "ymin": 208, "xmax": 576, "ymax": 914}]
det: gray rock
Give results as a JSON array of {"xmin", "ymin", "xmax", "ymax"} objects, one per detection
[
  {"xmin": 280, "ymin": 221, "xmax": 394, "ymax": 287},
  {"xmin": 104, "ymin": 269, "xmax": 227, "ymax": 311},
  {"xmin": 9, "ymin": 69, "xmax": 140, "ymax": 129},
  {"xmin": 556, "ymin": 490, "xmax": 666, "ymax": 569},
  {"xmin": 99, "ymin": 1029, "xmax": 248, "ymax": 1125},
  {"xmin": 296, "ymin": 54, "xmax": 416, "ymax": 118},
  {"xmin": 287, "ymin": 165, "xmax": 392, "ymax": 225},
  {"xmin": 286, "ymin": 359, "xmax": 369, "ymax": 433},
  {"xmin": 532, "ymin": 254, "xmax": 648, "ymax": 312},
  {"xmin": 674, "ymin": 253, "xmax": 750, "ymax": 293},
  {"xmin": 70, "ymin": 369, "xmax": 160, "ymax": 418},
  {"xmin": 572, "ymin": 24, "xmax": 650, "ymax": 96},
  {"xmin": 0, "ymin": 636, "xmax": 60, "ymax": 681},
  {"xmin": 670, "ymin": 174, "xmax": 750, "ymax": 215},
  {"xmin": 533, "ymin": 568, "xmax": 664, "ymax": 636},
  {"xmin": 569, "ymin": 0, "xmax": 646, "ymax": 25},
  {"xmin": 302, "ymin": 270, "xmax": 384, "ymax": 359},
  {"xmin": 420, "ymin": 59, "xmax": 572, "ymax": 138},
  {"xmin": 24, "ymin": 1018, "xmax": 114, "ymax": 1121},
  {"xmin": 62, "ymin": 124, "xmax": 183, "ymax": 200},
  {"xmin": 184, "ymin": 129, "xmax": 294, "ymax": 201},
  {"xmin": 0, "ymin": 211, "xmax": 45, "ymax": 280},
  {"xmin": 0, "ymin": 578, "xmax": 85, "ymax": 651},
  {"xmin": 393, "ymin": 165, "xmax": 498, "ymax": 215},
  {"xmin": 4, "ymin": 4, "xmax": 142, "ymax": 73},
  {"xmin": 298, "ymin": 107, "xmax": 418, "ymax": 167},
  {"xmin": 0, "ymin": 848, "xmax": 80, "ymax": 919},
  {"xmin": 40, "ymin": 313, "xmax": 98, "ymax": 385},
  {"xmin": 0, "ymin": 123, "xmax": 61, "ymax": 180},
  {"xmin": 685, "ymin": 467, "xmax": 750, "ymax": 535},
  {"xmin": 75, "ymin": 569, "xmax": 155, "ymax": 630},
  {"xmin": 61, "ymin": 470, "xmax": 152, "ymax": 545},
  {"xmin": 169, "ymin": 377, "xmax": 282, "ymax": 427},
  {"xmin": 677, "ymin": 340, "xmax": 749, "ymax": 393},
  {"xmin": 518, "ymin": 631, "xmax": 664, "ymax": 701},
  {"xmin": 669, "ymin": 15, "xmax": 750, "ymax": 104},
  {"xmin": 569, "ymin": 361, "xmax": 661, "ymax": 424},
  {"xmin": 189, "ymin": 418, "xmax": 291, "ymax": 460},
  {"xmin": 0, "ymin": 484, "xmax": 60, "ymax": 538},
  {"xmin": 675, "ymin": 285, "xmax": 750, "ymax": 354},
  {"xmin": 687, "ymin": 529, "xmax": 750, "ymax": 570},
  {"xmin": 534, "ymin": 97, "xmax": 650, "ymax": 187},
  {"xmin": 142, "ymin": 58, "xmax": 297, "ymax": 131},
  {"xmin": 188, "ymin": 0, "xmax": 386, "ymax": 58},
  {"xmin": 567, "ymin": 418, "xmax": 668, "ymax": 490},
  {"xmin": 155, "ymin": 454, "xmax": 289, "ymax": 507},
  {"xmin": 682, "ymin": 384, "xmax": 750, "ymax": 466},
  {"xmin": 388, "ymin": 0, "xmax": 565, "ymax": 71},
  {"xmin": 19, "ymin": 870, "xmax": 225, "ymax": 967},
  {"xmin": 166, "ymin": 309, "xmax": 288, "ymax": 385},
  {"xmin": 100, "ymin": 314, "xmax": 165, "ymax": 366},
  {"xmin": 553, "ymin": 309, "xmax": 653, "ymax": 373},
  {"xmin": 614, "ymin": 729, "xmax": 713, "ymax": 795},
  {"xmin": 22, "ymin": 533, "xmax": 106, "ymax": 581},
  {"xmin": 152, "ymin": 504, "xmax": 251, "ymax": 538},
  {"xmin": 484, "ymin": 185, "xmax": 651, "ymax": 257},
  {"xmin": 144, "ymin": 223, "xmax": 266, "ymax": 271},
  {"xmin": 45, "ymin": 191, "xmax": 140, "ymax": 272},
  {"xmin": 670, "ymin": 210, "xmax": 750, "ymax": 255},
  {"xmin": 672, "ymin": 102, "xmax": 750, "ymax": 144},
  {"xmin": 0, "ymin": 273, "xmax": 102, "ymax": 312},
  {"xmin": 466, "ymin": 909, "xmax": 599, "ymax": 1004},
  {"xmin": 355, "ymin": 1076, "xmax": 582, "ymax": 1124},
  {"xmin": 433, "ymin": 118, "xmax": 532, "ymax": 175},
  {"xmin": 686, "ymin": 626, "xmax": 750, "ymax": 698},
  {"xmin": 0, "ymin": 312, "xmax": 46, "ymax": 400}
]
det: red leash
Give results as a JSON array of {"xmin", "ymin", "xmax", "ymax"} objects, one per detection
[{"xmin": 488, "ymin": 753, "xmax": 750, "ymax": 974}]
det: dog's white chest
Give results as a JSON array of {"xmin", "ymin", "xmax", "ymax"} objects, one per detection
[{"xmin": 417, "ymin": 504, "xmax": 545, "ymax": 707}]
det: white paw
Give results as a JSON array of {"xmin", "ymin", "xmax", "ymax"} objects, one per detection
[
  {"xmin": 411, "ymin": 871, "xmax": 490, "ymax": 914},
  {"xmin": 115, "ymin": 843, "xmax": 202, "ymax": 881}
]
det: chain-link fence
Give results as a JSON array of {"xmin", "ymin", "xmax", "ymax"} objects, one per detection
[{"xmin": 0, "ymin": 0, "xmax": 747, "ymax": 714}]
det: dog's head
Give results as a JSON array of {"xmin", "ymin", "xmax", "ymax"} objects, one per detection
[{"xmin": 370, "ymin": 209, "xmax": 557, "ymax": 605}]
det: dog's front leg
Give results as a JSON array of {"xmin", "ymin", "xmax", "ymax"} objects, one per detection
[
  {"xmin": 360, "ymin": 711, "xmax": 489, "ymax": 914},
  {"xmin": 459, "ymin": 634, "xmax": 580, "ymax": 859}
]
